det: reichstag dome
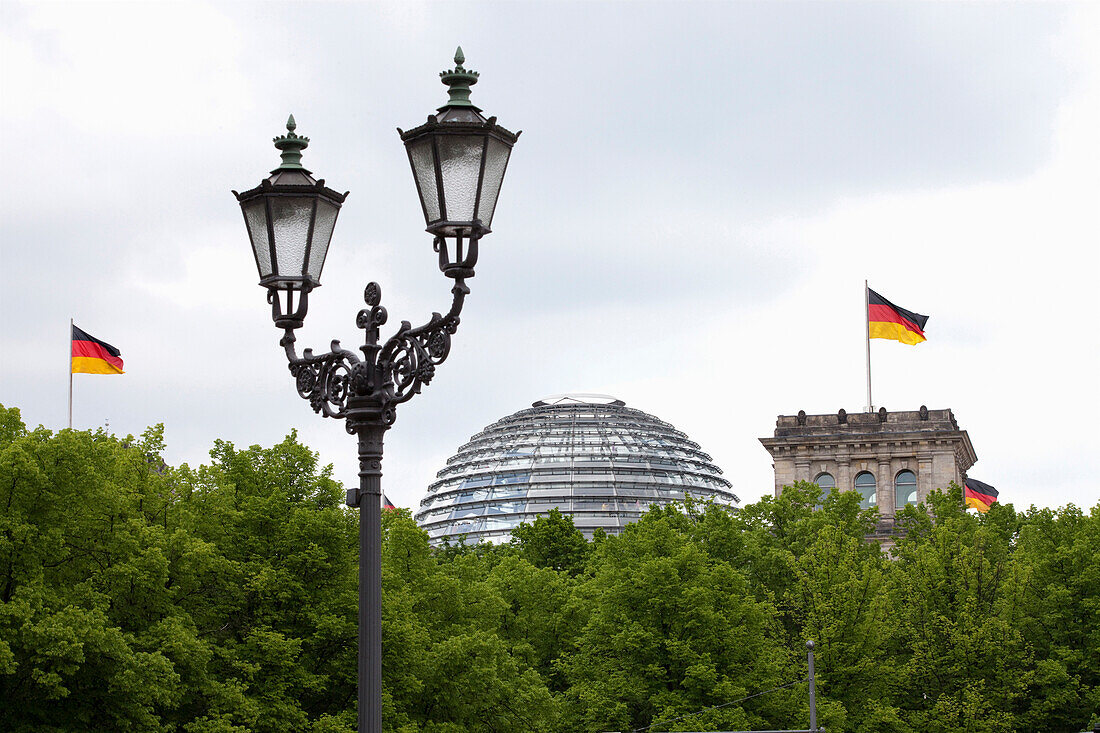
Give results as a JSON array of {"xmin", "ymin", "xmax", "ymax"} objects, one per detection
[{"xmin": 414, "ymin": 394, "xmax": 738, "ymax": 545}]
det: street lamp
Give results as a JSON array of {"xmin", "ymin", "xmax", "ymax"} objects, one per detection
[{"xmin": 232, "ymin": 48, "xmax": 518, "ymax": 733}]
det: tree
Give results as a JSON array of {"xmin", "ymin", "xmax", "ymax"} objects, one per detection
[
  {"xmin": 510, "ymin": 508, "xmax": 590, "ymax": 575},
  {"xmin": 690, "ymin": 483, "xmax": 891, "ymax": 731},
  {"xmin": 559, "ymin": 506, "xmax": 790, "ymax": 732},
  {"xmin": 1012, "ymin": 504, "xmax": 1100, "ymax": 731},
  {"xmin": 171, "ymin": 433, "xmax": 359, "ymax": 731},
  {"xmin": 0, "ymin": 408, "xmax": 190, "ymax": 730},
  {"xmin": 0, "ymin": 407, "xmax": 361, "ymax": 732},
  {"xmin": 486, "ymin": 554, "xmax": 578, "ymax": 691},
  {"xmin": 884, "ymin": 488, "xmax": 1032, "ymax": 733},
  {"xmin": 380, "ymin": 509, "xmax": 561, "ymax": 731}
]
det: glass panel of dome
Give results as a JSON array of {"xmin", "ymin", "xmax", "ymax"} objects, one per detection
[
  {"xmin": 572, "ymin": 487, "xmax": 606, "ymax": 497},
  {"xmin": 491, "ymin": 486, "xmax": 526, "ymax": 499},
  {"xmin": 572, "ymin": 515, "xmax": 603, "ymax": 527},
  {"xmin": 526, "ymin": 488, "xmax": 564, "ymax": 498},
  {"xmin": 485, "ymin": 501, "xmax": 525, "ymax": 516}
]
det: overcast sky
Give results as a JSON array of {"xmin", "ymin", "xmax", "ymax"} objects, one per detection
[{"xmin": 2, "ymin": 1, "xmax": 1097, "ymax": 513}]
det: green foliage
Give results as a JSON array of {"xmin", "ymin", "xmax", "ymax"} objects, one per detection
[
  {"xmin": 510, "ymin": 507, "xmax": 590, "ymax": 575},
  {"xmin": 559, "ymin": 506, "xmax": 789, "ymax": 732},
  {"xmin": 2, "ymin": 404, "xmax": 1098, "ymax": 732},
  {"xmin": 1010, "ymin": 503, "xmax": 1100, "ymax": 730},
  {"xmin": 885, "ymin": 488, "xmax": 1030, "ymax": 732},
  {"xmin": 380, "ymin": 509, "xmax": 560, "ymax": 731},
  {"xmin": 0, "ymin": 408, "xmax": 355, "ymax": 732}
]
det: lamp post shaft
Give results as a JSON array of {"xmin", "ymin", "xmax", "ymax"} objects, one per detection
[{"xmin": 356, "ymin": 424, "xmax": 386, "ymax": 733}]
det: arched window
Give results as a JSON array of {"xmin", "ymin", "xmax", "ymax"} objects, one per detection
[
  {"xmin": 895, "ymin": 470, "xmax": 918, "ymax": 508},
  {"xmin": 854, "ymin": 471, "xmax": 876, "ymax": 509},
  {"xmin": 814, "ymin": 472, "xmax": 835, "ymax": 504}
]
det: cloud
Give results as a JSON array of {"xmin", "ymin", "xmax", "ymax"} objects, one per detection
[{"xmin": 5, "ymin": 3, "xmax": 249, "ymax": 135}]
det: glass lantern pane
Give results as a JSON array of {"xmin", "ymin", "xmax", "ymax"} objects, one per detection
[
  {"xmin": 438, "ymin": 135, "xmax": 484, "ymax": 223},
  {"xmin": 476, "ymin": 137, "xmax": 511, "ymax": 227},
  {"xmin": 243, "ymin": 200, "xmax": 272, "ymax": 278},
  {"xmin": 270, "ymin": 197, "xmax": 314, "ymax": 279},
  {"xmin": 408, "ymin": 139, "xmax": 440, "ymax": 223},
  {"xmin": 307, "ymin": 200, "xmax": 339, "ymax": 282}
]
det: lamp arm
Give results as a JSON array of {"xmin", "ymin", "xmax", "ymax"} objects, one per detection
[
  {"xmin": 377, "ymin": 277, "xmax": 470, "ymax": 406},
  {"xmin": 280, "ymin": 329, "xmax": 301, "ymax": 362},
  {"xmin": 268, "ymin": 272, "xmax": 470, "ymax": 425},
  {"xmin": 279, "ymin": 327, "xmax": 363, "ymax": 420}
]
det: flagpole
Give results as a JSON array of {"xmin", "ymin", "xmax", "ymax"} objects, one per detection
[
  {"xmin": 864, "ymin": 280, "xmax": 872, "ymax": 412},
  {"xmin": 68, "ymin": 318, "xmax": 73, "ymax": 429}
]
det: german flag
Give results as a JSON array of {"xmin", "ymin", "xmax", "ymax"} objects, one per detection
[
  {"xmin": 382, "ymin": 493, "xmax": 397, "ymax": 511},
  {"xmin": 71, "ymin": 325, "xmax": 124, "ymax": 375},
  {"xmin": 964, "ymin": 478, "xmax": 999, "ymax": 513},
  {"xmin": 868, "ymin": 289, "xmax": 929, "ymax": 345}
]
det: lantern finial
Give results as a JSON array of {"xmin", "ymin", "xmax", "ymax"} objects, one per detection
[
  {"xmin": 272, "ymin": 114, "xmax": 310, "ymax": 170},
  {"xmin": 439, "ymin": 47, "xmax": 479, "ymax": 109}
]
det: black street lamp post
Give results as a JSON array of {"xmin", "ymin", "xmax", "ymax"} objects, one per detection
[{"xmin": 233, "ymin": 49, "xmax": 518, "ymax": 733}]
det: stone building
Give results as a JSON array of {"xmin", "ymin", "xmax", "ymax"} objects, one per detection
[{"xmin": 759, "ymin": 406, "xmax": 977, "ymax": 519}]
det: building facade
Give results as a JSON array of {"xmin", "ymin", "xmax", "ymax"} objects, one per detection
[
  {"xmin": 759, "ymin": 406, "xmax": 977, "ymax": 517},
  {"xmin": 415, "ymin": 394, "xmax": 738, "ymax": 545}
]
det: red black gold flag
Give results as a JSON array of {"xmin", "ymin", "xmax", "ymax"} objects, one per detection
[
  {"xmin": 71, "ymin": 325, "xmax": 124, "ymax": 375},
  {"xmin": 868, "ymin": 289, "xmax": 929, "ymax": 345},
  {"xmin": 964, "ymin": 478, "xmax": 999, "ymax": 513},
  {"xmin": 382, "ymin": 493, "xmax": 396, "ymax": 511}
]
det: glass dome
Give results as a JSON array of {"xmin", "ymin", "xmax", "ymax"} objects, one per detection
[{"xmin": 414, "ymin": 394, "xmax": 738, "ymax": 545}]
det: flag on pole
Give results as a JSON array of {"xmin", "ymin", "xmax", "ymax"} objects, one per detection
[
  {"xmin": 382, "ymin": 493, "xmax": 397, "ymax": 511},
  {"xmin": 868, "ymin": 289, "xmax": 929, "ymax": 345},
  {"xmin": 71, "ymin": 325, "xmax": 124, "ymax": 374},
  {"xmin": 964, "ymin": 478, "xmax": 999, "ymax": 513}
]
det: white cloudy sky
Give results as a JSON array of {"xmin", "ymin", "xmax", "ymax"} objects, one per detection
[{"xmin": 2, "ymin": 1, "xmax": 1097, "ymax": 512}]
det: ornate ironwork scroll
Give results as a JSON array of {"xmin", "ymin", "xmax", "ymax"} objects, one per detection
[{"xmin": 277, "ymin": 274, "xmax": 471, "ymax": 429}]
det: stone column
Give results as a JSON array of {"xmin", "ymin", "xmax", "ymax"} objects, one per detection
[
  {"xmin": 878, "ymin": 459, "xmax": 893, "ymax": 516},
  {"xmin": 837, "ymin": 457, "xmax": 852, "ymax": 493},
  {"xmin": 917, "ymin": 456, "xmax": 933, "ymax": 502}
]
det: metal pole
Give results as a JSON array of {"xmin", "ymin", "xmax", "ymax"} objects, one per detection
[
  {"xmin": 356, "ymin": 424, "xmax": 386, "ymax": 733},
  {"xmin": 864, "ymin": 280, "xmax": 872, "ymax": 413},
  {"xmin": 807, "ymin": 640, "xmax": 818, "ymax": 732},
  {"xmin": 68, "ymin": 318, "xmax": 73, "ymax": 429}
]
